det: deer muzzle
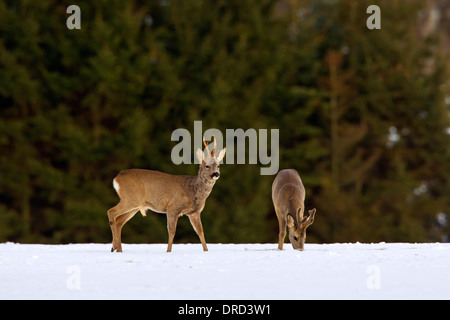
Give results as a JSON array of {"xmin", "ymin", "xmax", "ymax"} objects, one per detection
[{"xmin": 211, "ymin": 172, "xmax": 220, "ymax": 180}]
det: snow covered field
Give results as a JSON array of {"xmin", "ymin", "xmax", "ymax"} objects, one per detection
[{"xmin": 1, "ymin": 242, "xmax": 449, "ymax": 300}]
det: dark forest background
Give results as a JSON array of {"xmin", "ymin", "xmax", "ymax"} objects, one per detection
[{"xmin": 1, "ymin": 0, "xmax": 449, "ymax": 245}]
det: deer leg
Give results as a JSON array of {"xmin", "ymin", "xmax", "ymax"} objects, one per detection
[
  {"xmin": 273, "ymin": 205, "xmax": 285, "ymax": 250},
  {"xmin": 188, "ymin": 213, "xmax": 208, "ymax": 252},
  {"xmin": 166, "ymin": 214, "xmax": 179, "ymax": 253},
  {"xmin": 273, "ymin": 205, "xmax": 286, "ymax": 250},
  {"xmin": 108, "ymin": 202, "xmax": 137, "ymax": 252},
  {"xmin": 107, "ymin": 204, "xmax": 122, "ymax": 252},
  {"xmin": 113, "ymin": 209, "xmax": 139, "ymax": 253},
  {"xmin": 277, "ymin": 217, "xmax": 286, "ymax": 250}
]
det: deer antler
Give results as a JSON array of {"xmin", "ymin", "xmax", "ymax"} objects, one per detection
[
  {"xmin": 203, "ymin": 136, "xmax": 217, "ymax": 158},
  {"xmin": 203, "ymin": 137, "xmax": 211, "ymax": 158},
  {"xmin": 301, "ymin": 208, "xmax": 316, "ymax": 228},
  {"xmin": 212, "ymin": 136, "xmax": 216, "ymax": 157}
]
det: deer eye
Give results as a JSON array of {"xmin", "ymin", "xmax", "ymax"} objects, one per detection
[
  {"xmin": 205, "ymin": 165, "xmax": 210, "ymax": 169},
  {"xmin": 294, "ymin": 236, "xmax": 299, "ymax": 241}
]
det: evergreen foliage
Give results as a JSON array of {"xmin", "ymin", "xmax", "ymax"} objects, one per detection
[{"xmin": 0, "ymin": 0, "xmax": 449, "ymax": 244}]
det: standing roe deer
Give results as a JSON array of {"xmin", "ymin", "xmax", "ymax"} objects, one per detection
[
  {"xmin": 272, "ymin": 169, "xmax": 316, "ymax": 250},
  {"xmin": 108, "ymin": 137, "xmax": 226, "ymax": 253}
]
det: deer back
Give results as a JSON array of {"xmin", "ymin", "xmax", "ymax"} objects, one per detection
[
  {"xmin": 272, "ymin": 169, "xmax": 305, "ymax": 220},
  {"xmin": 113, "ymin": 169, "xmax": 195, "ymax": 214}
]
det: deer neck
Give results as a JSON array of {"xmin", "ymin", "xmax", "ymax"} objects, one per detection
[{"xmin": 191, "ymin": 175, "xmax": 215, "ymax": 200}]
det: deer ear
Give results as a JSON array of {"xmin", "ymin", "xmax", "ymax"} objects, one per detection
[
  {"xmin": 196, "ymin": 148, "xmax": 204, "ymax": 163},
  {"xmin": 287, "ymin": 215, "xmax": 295, "ymax": 228},
  {"xmin": 216, "ymin": 148, "xmax": 226, "ymax": 162}
]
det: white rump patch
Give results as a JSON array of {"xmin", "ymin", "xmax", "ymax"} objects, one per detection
[{"xmin": 113, "ymin": 178, "xmax": 120, "ymax": 194}]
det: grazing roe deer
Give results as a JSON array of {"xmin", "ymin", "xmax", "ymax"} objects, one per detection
[
  {"xmin": 108, "ymin": 137, "xmax": 226, "ymax": 252},
  {"xmin": 272, "ymin": 169, "xmax": 316, "ymax": 250}
]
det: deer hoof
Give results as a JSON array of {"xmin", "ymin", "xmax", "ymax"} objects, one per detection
[{"xmin": 111, "ymin": 247, "xmax": 115, "ymax": 252}]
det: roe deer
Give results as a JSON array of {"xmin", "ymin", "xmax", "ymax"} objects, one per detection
[
  {"xmin": 272, "ymin": 169, "xmax": 316, "ymax": 250},
  {"xmin": 108, "ymin": 137, "xmax": 226, "ymax": 253}
]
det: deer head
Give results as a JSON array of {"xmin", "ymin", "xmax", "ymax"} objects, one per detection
[
  {"xmin": 195, "ymin": 136, "xmax": 226, "ymax": 182},
  {"xmin": 287, "ymin": 208, "xmax": 316, "ymax": 250}
]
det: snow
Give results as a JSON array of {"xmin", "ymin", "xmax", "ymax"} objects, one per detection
[{"xmin": 1, "ymin": 242, "xmax": 450, "ymax": 300}]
